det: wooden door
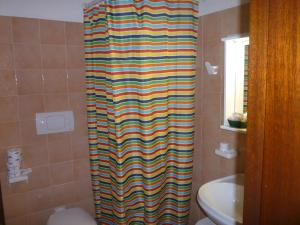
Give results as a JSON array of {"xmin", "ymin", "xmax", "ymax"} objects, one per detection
[
  {"xmin": 244, "ymin": 0, "xmax": 300, "ymax": 224},
  {"xmin": 0, "ymin": 184, "xmax": 4, "ymax": 225}
]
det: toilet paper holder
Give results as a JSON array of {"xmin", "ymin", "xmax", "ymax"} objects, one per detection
[{"xmin": 8, "ymin": 168, "xmax": 32, "ymax": 184}]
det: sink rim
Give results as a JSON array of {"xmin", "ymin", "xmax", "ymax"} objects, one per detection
[{"xmin": 197, "ymin": 174, "xmax": 244, "ymax": 225}]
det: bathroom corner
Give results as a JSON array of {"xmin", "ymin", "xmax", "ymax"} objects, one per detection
[
  {"xmin": 189, "ymin": 4, "xmax": 249, "ymax": 224},
  {"xmin": 0, "ymin": 16, "xmax": 94, "ymax": 225}
]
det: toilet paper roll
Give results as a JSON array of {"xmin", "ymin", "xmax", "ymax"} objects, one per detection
[{"xmin": 7, "ymin": 148, "xmax": 22, "ymax": 178}]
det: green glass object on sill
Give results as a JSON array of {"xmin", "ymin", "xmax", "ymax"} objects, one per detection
[{"xmin": 228, "ymin": 119, "xmax": 247, "ymax": 129}]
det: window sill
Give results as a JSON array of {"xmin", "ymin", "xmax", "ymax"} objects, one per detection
[{"xmin": 220, "ymin": 125, "xmax": 247, "ymax": 134}]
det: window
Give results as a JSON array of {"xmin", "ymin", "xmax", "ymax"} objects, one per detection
[{"xmin": 222, "ymin": 35, "xmax": 249, "ymax": 128}]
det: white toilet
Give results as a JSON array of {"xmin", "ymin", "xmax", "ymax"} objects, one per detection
[
  {"xmin": 47, "ymin": 207, "xmax": 97, "ymax": 225},
  {"xmin": 196, "ymin": 217, "xmax": 216, "ymax": 225},
  {"xmin": 47, "ymin": 207, "xmax": 214, "ymax": 225}
]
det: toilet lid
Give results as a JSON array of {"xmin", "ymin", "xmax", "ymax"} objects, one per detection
[{"xmin": 47, "ymin": 208, "xmax": 97, "ymax": 225}]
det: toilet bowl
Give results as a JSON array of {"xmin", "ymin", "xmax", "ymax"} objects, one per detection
[
  {"xmin": 196, "ymin": 217, "xmax": 216, "ymax": 225},
  {"xmin": 47, "ymin": 207, "xmax": 97, "ymax": 225},
  {"xmin": 48, "ymin": 207, "xmax": 213, "ymax": 225}
]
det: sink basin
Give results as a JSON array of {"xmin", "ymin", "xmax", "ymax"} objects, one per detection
[{"xmin": 197, "ymin": 174, "xmax": 244, "ymax": 225}]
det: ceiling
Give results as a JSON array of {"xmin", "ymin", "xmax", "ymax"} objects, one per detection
[
  {"xmin": 198, "ymin": 0, "xmax": 249, "ymax": 16},
  {"xmin": 0, "ymin": 0, "xmax": 249, "ymax": 23}
]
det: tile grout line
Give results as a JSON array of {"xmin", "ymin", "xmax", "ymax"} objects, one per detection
[
  {"xmin": 9, "ymin": 17, "xmax": 23, "ymax": 152},
  {"xmin": 37, "ymin": 18, "xmax": 52, "ymax": 184}
]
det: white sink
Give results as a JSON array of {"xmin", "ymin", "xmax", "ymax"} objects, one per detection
[{"xmin": 197, "ymin": 174, "xmax": 244, "ymax": 225}]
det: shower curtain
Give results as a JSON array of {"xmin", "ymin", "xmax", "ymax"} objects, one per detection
[{"xmin": 84, "ymin": 1, "xmax": 198, "ymax": 224}]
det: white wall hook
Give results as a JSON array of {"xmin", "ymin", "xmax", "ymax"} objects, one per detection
[{"xmin": 205, "ymin": 61, "xmax": 219, "ymax": 75}]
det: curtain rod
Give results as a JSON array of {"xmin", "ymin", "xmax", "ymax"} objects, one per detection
[{"xmin": 83, "ymin": 0, "xmax": 105, "ymax": 9}]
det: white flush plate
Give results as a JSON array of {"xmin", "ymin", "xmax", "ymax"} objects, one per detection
[{"xmin": 35, "ymin": 111, "xmax": 74, "ymax": 135}]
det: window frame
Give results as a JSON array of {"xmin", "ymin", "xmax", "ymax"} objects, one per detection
[{"xmin": 222, "ymin": 35, "xmax": 249, "ymax": 127}]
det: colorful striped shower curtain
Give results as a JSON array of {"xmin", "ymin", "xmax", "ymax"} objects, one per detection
[{"xmin": 84, "ymin": 1, "xmax": 198, "ymax": 224}]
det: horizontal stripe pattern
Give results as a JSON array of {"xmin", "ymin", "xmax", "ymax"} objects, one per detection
[{"xmin": 84, "ymin": 0, "xmax": 197, "ymax": 224}]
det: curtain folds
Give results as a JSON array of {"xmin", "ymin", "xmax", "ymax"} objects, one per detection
[{"xmin": 84, "ymin": 1, "xmax": 198, "ymax": 224}]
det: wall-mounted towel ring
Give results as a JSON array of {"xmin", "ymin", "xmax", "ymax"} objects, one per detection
[{"xmin": 205, "ymin": 61, "xmax": 219, "ymax": 75}]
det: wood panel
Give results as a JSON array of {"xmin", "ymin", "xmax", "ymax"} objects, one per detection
[
  {"xmin": 0, "ymin": 184, "xmax": 4, "ymax": 225},
  {"xmin": 243, "ymin": 0, "xmax": 269, "ymax": 224},
  {"xmin": 261, "ymin": 0, "xmax": 300, "ymax": 224},
  {"xmin": 245, "ymin": 0, "xmax": 300, "ymax": 224}
]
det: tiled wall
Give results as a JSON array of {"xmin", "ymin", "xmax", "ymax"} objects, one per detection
[
  {"xmin": 0, "ymin": 16, "xmax": 94, "ymax": 225},
  {"xmin": 189, "ymin": 4, "xmax": 249, "ymax": 224}
]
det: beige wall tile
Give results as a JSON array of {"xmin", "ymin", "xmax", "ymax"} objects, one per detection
[
  {"xmin": 18, "ymin": 95, "xmax": 44, "ymax": 121},
  {"xmin": 203, "ymin": 41, "xmax": 222, "ymax": 67},
  {"xmin": 0, "ymin": 96, "xmax": 19, "ymax": 123},
  {"xmin": 70, "ymin": 117, "xmax": 88, "ymax": 142},
  {"xmin": 14, "ymin": 44, "xmax": 42, "ymax": 69},
  {"xmin": 43, "ymin": 93, "xmax": 69, "ymax": 111},
  {"xmin": 71, "ymin": 138, "xmax": 89, "ymax": 159},
  {"xmin": 40, "ymin": 20, "xmax": 65, "ymax": 45},
  {"xmin": 203, "ymin": 12, "xmax": 222, "ymax": 45},
  {"xmin": 3, "ymin": 192, "xmax": 28, "ymax": 219},
  {"xmin": 12, "ymin": 17, "xmax": 40, "ymax": 43},
  {"xmin": 220, "ymin": 4, "xmax": 250, "ymax": 36},
  {"xmin": 27, "ymin": 187, "xmax": 54, "ymax": 212},
  {"xmin": 68, "ymin": 69, "xmax": 86, "ymax": 92},
  {"xmin": 51, "ymin": 182, "xmax": 77, "ymax": 206},
  {"xmin": 73, "ymin": 180, "xmax": 93, "ymax": 201},
  {"xmin": 0, "ymin": 70, "xmax": 17, "ymax": 97},
  {"xmin": 0, "ymin": 149, "xmax": 6, "ymax": 172},
  {"xmin": 22, "ymin": 143, "xmax": 48, "ymax": 167},
  {"xmin": 0, "ymin": 16, "xmax": 12, "ymax": 44},
  {"xmin": 73, "ymin": 158, "xmax": 90, "ymax": 181},
  {"xmin": 203, "ymin": 93, "xmax": 221, "ymax": 125},
  {"xmin": 41, "ymin": 45, "xmax": 66, "ymax": 69},
  {"xmin": 6, "ymin": 215, "xmax": 29, "ymax": 225},
  {"xmin": 50, "ymin": 161, "xmax": 74, "ymax": 185},
  {"xmin": 28, "ymin": 209, "xmax": 52, "ymax": 225},
  {"xmin": 43, "ymin": 69, "xmax": 67, "ymax": 93},
  {"xmin": 0, "ymin": 44, "xmax": 14, "ymax": 69},
  {"xmin": 66, "ymin": 46, "xmax": 85, "ymax": 69},
  {"xmin": 69, "ymin": 92, "xmax": 87, "ymax": 117},
  {"xmin": 27, "ymin": 165, "xmax": 51, "ymax": 191},
  {"xmin": 0, "ymin": 122, "xmax": 21, "ymax": 147},
  {"xmin": 20, "ymin": 120, "xmax": 47, "ymax": 145},
  {"xmin": 0, "ymin": 173, "xmax": 28, "ymax": 196},
  {"xmin": 16, "ymin": 70, "xmax": 43, "ymax": 95},
  {"xmin": 65, "ymin": 22, "xmax": 84, "ymax": 45},
  {"xmin": 47, "ymin": 133, "xmax": 72, "ymax": 163}
]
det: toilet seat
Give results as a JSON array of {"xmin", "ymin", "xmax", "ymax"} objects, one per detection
[{"xmin": 47, "ymin": 207, "xmax": 97, "ymax": 225}]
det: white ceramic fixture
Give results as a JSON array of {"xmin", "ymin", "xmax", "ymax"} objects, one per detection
[
  {"xmin": 214, "ymin": 142, "xmax": 238, "ymax": 159},
  {"xmin": 47, "ymin": 207, "xmax": 97, "ymax": 225},
  {"xmin": 197, "ymin": 174, "xmax": 244, "ymax": 225},
  {"xmin": 36, "ymin": 111, "xmax": 74, "ymax": 135}
]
